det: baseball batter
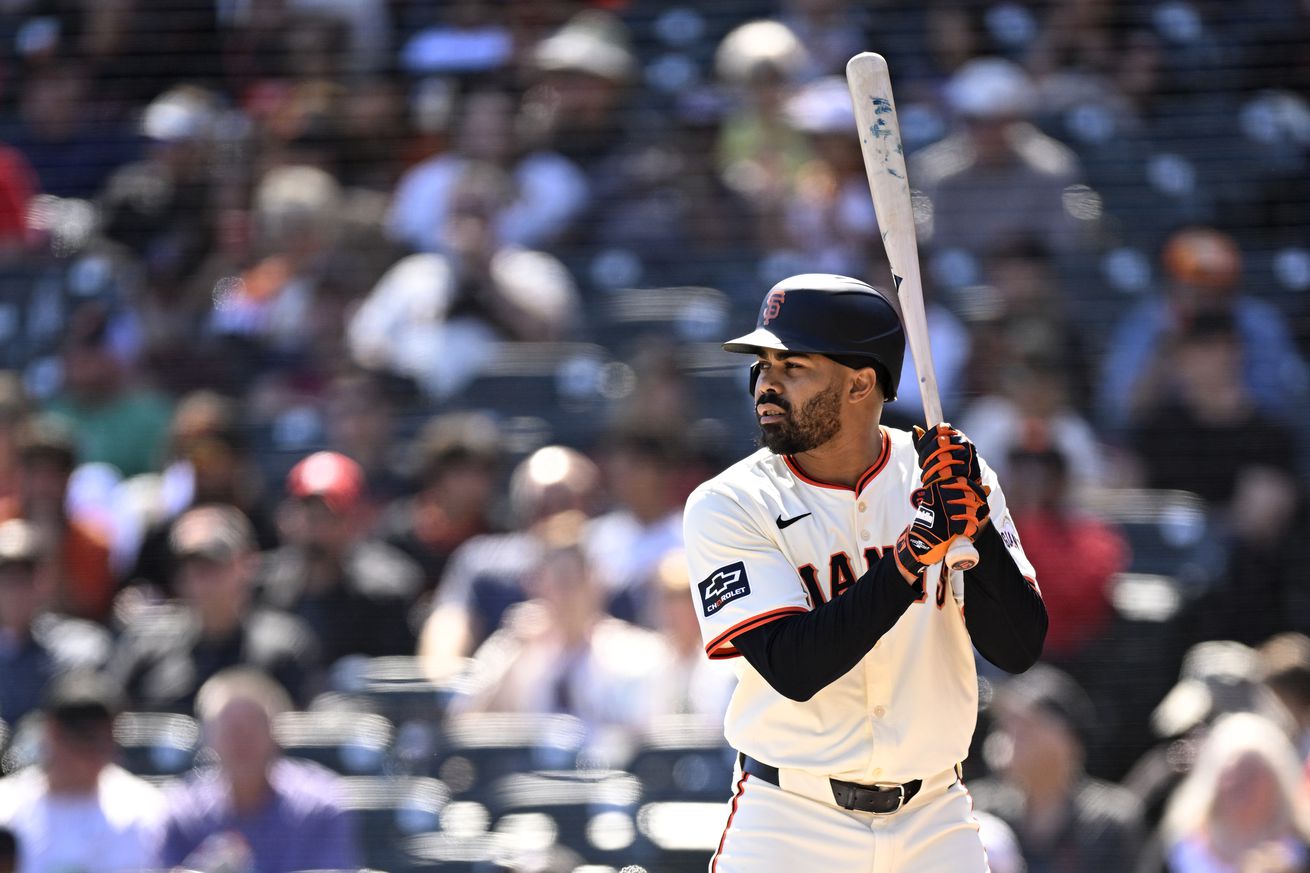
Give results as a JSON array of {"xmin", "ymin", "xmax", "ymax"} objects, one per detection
[{"xmin": 684, "ymin": 274, "xmax": 1048, "ymax": 873}]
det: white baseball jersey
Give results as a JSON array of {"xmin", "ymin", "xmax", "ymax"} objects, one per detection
[{"xmin": 683, "ymin": 426, "xmax": 1036, "ymax": 785}]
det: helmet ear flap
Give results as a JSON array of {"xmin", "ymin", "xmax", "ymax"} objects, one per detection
[{"xmin": 748, "ymin": 362, "xmax": 761, "ymax": 397}]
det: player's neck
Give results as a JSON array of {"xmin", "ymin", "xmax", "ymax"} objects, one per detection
[{"xmin": 793, "ymin": 421, "xmax": 885, "ymax": 489}]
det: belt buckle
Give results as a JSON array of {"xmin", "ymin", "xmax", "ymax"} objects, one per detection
[{"xmin": 869, "ymin": 782, "xmax": 905, "ymax": 815}]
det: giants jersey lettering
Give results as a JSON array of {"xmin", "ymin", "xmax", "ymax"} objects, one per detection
[{"xmin": 683, "ymin": 427, "xmax": 1037, "ymax": 785}]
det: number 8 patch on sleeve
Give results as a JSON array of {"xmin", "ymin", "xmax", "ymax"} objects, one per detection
[{"xmin": 699, "ymin": 562, "xmax": 751, "ymax": 617}]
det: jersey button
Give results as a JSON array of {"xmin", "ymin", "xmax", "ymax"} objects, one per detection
[
  {"xmin": 860, "ymin": 530, "xmax": 870, "ymax": 541},
  {"xmin": 873, "ymin": 768, "xmax": 883, "ymax": 777},
  {"xmin": 873, "ymin": 706, "xmax": 886, "ymax": 718},
  {"xmin": 858, "ymin": 501, "xmax": 867, "ymax": 512}
]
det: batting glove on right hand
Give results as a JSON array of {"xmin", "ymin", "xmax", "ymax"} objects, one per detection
[
  {"xmin": 894, "ymin": 477, "xmax": 991, "ymax": 579},
  {"xmin": 912, "ymin": 423, "xmax": 981, "ymax": 488}
]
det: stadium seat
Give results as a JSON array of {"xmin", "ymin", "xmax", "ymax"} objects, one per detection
[
  {"xmin": 114, "ymin": 712, "xmax": 201, "ymax": 778},
  {"xmin": 634, "ymin": 799, "xmax": 730, "ymax": 873},
  {"xmin": 430, "ymin": 713, "xmax": 587, "ymax": 801},
  {"xmin": 338, "ymin": 775, "xmax": 450, "ymax": 871},
  {"xmin": 626, "ymin": 716, "xmax": 734, "ymax": 802},
  {"xmin": 488, "ymin": 769, "xmax": 645, "ymax": 866},
  {"xmin": 401, "ymin": 832, "xmax": 513, "ymax": 872},
  {"xmin": 274, "ymin": 711, "xmax": 394, "ymax": 776},
  {"xmin": 331, "ymin": 655, "xmax": 458, "ymax": 725}
]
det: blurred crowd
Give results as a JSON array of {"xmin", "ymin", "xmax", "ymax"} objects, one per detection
[{"xmin": 0, "ymin": 0, "xmax": 1308, "ymax": 871}]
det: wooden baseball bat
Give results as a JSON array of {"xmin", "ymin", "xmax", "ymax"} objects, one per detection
[{"xmin": 846, "ymin": 52, "xmax": 979, "ymax": 572}]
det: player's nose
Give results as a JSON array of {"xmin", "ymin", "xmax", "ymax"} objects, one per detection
[{"xmin": 755, "ymin": 367, "xmax": 784, "ymax": 396}]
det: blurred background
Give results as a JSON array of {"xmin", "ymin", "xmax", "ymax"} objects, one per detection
[{"xmin": 0, "ymin": 0, "xmax": 1307, "ymax": 871}]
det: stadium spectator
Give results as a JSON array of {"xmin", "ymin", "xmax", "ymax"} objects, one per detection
[
  {"xmin": 0, "ymin": 672, "xmax": 166, "ymax": 872},
  {"xmin": 82, "ymin": 0, "xmax": 225, "ymax": 105},
  {"xmin": 1151, "ymin": 712, "xmax": 1309, "ymax": 873},
  {"xmin": 208, "ymin": 165, "xmax": 344, "ymax": 358},
  {"xmin": 397, "ymin": 0, "xmax": 513, "ymax": 77},
  {"xmin": 350, "ymin": 160, "xmax": 580, "ymax": 399},
  {"xmin": 713, "ymin": 21, "xmax": 812, "ymax": 237},
  {"xmin": 972, "ymin": 665, "xmax": 1146, "ymax": 873},
  {"xmin": 523, "ymin": 10, "xmax": 637, "ymax": 171},
  {"xmin": 587, "ymin": 425, "xmax": 684, "ymax": 626},
  {"xmin": 775, "ymin": 76, "xmax": 880, "ymax": 277},
  {"xmin": 387, "ymin": 88, "xmax": 589, "ymax": 253},
  {"xmin": 97, "ymin": 86, "xmax": 221, "ymax": 334},
  {"xmin": 1258, "ymin": 633, "xmax": 1310, "ymax": 761},
  {"xmin": 1100, "ymin": 226, "xmax": 1310, "ymax": 434},
  {"xmin": 0, "ymin": 416, "xmax": 114, "ymax": 623},
  {"xmin": 44, "ymin": 305, "xmax": 173, "ymax": 481},
  {"xmin": 649, "ymin": 551, "xmax": 737, "ymax": 722},
  {"xmin": 419, "ymin": 444, "xmax": 601, "ymax": 679},
  {"xmin": 1127, "ymin": 311, "xmax": 1300, "ymax": 560},
  {"xmin": 380, "ymin": 411, "xmax": 504, "ymax": 589},
  {"xmin": 322, "ymin": 370, "xmax": 410, "ymax": 505},
  {"xmin": 1124, "ymin": 641, "xmax": 1293, "ymax": 828},
  {"xmin": 578, "ymin": 89, "xmax": 757, "ymax": 292},
  {"xmin": 258, "ymin": 451, "xmax": 422, "ymax": 664},
  {"xmin": 0, "ymin": 64, "xmax": 137, "ymax": 200},
  {"xmin": 961, "ymin": 238, "xmax": 1095, "ymax": 414},
  {"xmin": 992, "ymin": 440, "xmax": 1127, "ymax": 672},
  {"xmin": 0, "ymin": 147, "xmax": 36, "ymax": 251},
  {"xmin": 331, "ymin": 77, "xmax": 408, "ymax": 191},
  {"xmin": 911, "ymin": 58, "xmax": 1091, "ymax": 267},
  {"xmin": 290, "ymin": 0, "xmax": 392, "ymax": 77},
  {"xmin": 0, "ymin": 519, "xmax": 111, "ymax": 726},
  {"xmin": 776, "ymin": 0, "xmax": 871, "ymax": 81},
  {"xmin": 161, "ymin": 668, "xmax": 360, "ymax": 872},
  {"xmin": 126, "ymin": 391, "xmax": 277, "ymax": 597},
  {"xmin": 958, "ymin": 361, "xmax": 1107, "ymax": 494},
  {"xmin": 1129, "ymin": 306, "xmax": 1293, "ymax": 499},
  {"xmin": 460, "ymin": 516, "xmax": 671, "ymax": 734},
  {"xmin": 0, "ymin": 375, "xmax": 31, "ymax": 508},
  {"xmin": 110, "ymin": 504, "xmax": 319, "ymax": 711}
]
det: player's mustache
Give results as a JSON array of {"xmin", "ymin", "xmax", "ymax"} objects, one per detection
[{"xmin": 757, "ymin": 393, "xmax": 790, "ymax": 414}]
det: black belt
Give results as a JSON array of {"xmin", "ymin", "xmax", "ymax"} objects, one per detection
[{"xmin": 741, "ymin": 754, "xmax": 923, "ymax": 815}]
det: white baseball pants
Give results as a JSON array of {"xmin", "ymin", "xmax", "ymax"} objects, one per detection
[{"xmin": 708, "ymin": 765, "xmax": 989, "ymax": 873}]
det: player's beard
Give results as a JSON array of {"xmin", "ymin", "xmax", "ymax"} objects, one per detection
[{"xmin": 756, "ymin": 382, "xmax": 843, "ymax": 455}]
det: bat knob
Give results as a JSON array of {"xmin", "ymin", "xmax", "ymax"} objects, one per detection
[{"xmin": 946, "ymin": 538, "xmax": 979, "ymax": 572}]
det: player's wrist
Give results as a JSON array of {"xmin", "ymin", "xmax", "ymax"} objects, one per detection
[{"xmin": 893, "ymin": 529, "xmax": 929, "ymax": 582}]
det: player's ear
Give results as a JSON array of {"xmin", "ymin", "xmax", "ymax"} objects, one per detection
[{"xmin": 847, "ymin": 366, "xmax": 879, "ymax": 403}]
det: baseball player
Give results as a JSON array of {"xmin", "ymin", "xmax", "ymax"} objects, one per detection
[{"xmin": 684, "ymin": 274, "xmax": 1048, "ymax": 873}]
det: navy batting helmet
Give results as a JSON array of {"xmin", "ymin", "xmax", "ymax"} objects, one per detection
[{"xmin": 723, "ymin": 274, "xmax": 906, "ymax": 402}]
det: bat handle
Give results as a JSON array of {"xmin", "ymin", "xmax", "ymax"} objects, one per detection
[{"xmin": 946, "ymin": 537, "xmax": 979, "ymax": 572}]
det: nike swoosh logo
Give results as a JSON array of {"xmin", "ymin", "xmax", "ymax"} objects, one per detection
[{"xmin": 776, "ymin": 512, "xmax": 812, "ymax": 530}]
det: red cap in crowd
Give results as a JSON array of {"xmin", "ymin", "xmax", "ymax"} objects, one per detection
[{"xmin": 285, "ymin": 451, "xmax": 363, "ymax": 513}]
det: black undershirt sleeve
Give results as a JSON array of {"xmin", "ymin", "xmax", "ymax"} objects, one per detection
[
  {"xmin": 962, "ymin": 523, "xmax": 1048, "ymax": 674},
  {"xmin": 731, "ymin": 555, "xmax": 923, "ymax": 702}
]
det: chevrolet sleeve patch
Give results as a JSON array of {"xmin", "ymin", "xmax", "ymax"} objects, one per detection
[{"xmin": 699, "ymin": 562, "xmax": 750, "ymax": 617}]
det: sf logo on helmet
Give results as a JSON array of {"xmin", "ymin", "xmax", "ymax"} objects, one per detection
[{"xmin": 762, "ymin": 290, "xmax": 786, "ymax": 325}]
